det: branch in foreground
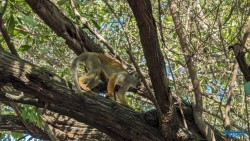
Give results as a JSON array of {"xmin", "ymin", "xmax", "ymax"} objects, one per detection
[{"xmin": 0, "ymin": 51, "xmax": 163, "ymax": 141}]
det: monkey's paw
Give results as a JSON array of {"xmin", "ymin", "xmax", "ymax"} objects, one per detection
[
  {"xmin": 83, "ymin": 87, "xmax": 91, "ymax": 91},
  {"xmin": 105, "ymin": 93, "xmax": 113, "ymax": 97},
  {"xmin": 80, "ymin": 84, "xmax": 91, "ymax": 91}
]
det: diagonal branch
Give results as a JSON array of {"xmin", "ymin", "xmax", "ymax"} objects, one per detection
[{"xmin": 25, "ymin": 0, "xmax": 103, "ymax": 55}]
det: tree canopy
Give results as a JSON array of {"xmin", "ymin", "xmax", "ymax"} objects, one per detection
[{"xmin": 0, "ymin": 0, "xmax": 249, "ymax": 140}]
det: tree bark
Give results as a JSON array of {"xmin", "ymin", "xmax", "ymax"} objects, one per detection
[
  {"xmin": 0, "ymin": 50, "xmax": 163, "ymax": 141},
  {"xmin": 127, "ymin": 1, "xmax": 181, "ymax": 140}
]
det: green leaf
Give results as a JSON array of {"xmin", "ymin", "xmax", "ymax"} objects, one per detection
[
  {"xmin": 173, "ymin": 33, "xmax": 177, "ymax": 39},
  {"xmin": 244, "ymin": 81, "xmax": 250, "ymax": 96},
  {"xmin": 57, "ymin": 0, "xmax": 67, "ymax": 5},
  {"xmin": 6, "ymin": 15, "xmax": 15, "ymax": 35},
  {"xmin": 244, "ymin": 53, "xmax": 250, "ymax": 64},
  {"xmin": 11, "ymin": 132, "xmax": 23, "ymax": 139},
  {"xmin": 0, "ymin": 133, "xmax": 4, "ymax": 139},
  {"xmin": 22, "ymin": 15, "xmax": 37, "ymax": 27},
  {"xmin": 36, "ymin": 115, "xmax": 43, "ymax": 128},
  {"xmin": 19, "ymin": 45, "xmax": 31, "ymax": 52},
  {"xmin": 59, "ymin": 68, "xmax": 69, "ymax": 77},
  {"xmin": 0, "ymin": 1, "xmax": 6, "ymax": 14},
  {"xmin": 21, "ymin": 110, "xmax": 29, "ymax": 120},
  {"xmin": 29, "ymin": 113, "xmax": 35, "ymax": 122},
  {"xmin": 91, "ymin": 20, "xmax": 101, "ymax": 30},
  {"xmin": 165, "ymin": 16, "xmax": 172, "ymax": 22}
]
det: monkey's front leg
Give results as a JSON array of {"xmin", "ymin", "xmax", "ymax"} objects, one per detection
[{"xmin": 117, "ymin": 86, "xmax": 129, "ymax": 106}]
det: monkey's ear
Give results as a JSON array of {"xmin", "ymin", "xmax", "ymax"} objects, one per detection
[
  {"xmin": 132, "ymin": 72, "xmax": 141, "ymax": 83},
  {"xmin": 131, "ymin": 71, "xmax": 139, "ymax": 78}
]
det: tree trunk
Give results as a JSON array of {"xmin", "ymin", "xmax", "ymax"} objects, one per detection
[{"xmin": 127, "ymin": 1, "xmax": 181, "ymax": 140}]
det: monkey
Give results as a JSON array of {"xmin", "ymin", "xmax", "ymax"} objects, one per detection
[{"xmin": 71, "ymin": 52, "xmax": 139, "ymax": 106}]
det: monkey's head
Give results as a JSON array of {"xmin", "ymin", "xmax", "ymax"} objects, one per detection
[{"xmin": 129, "ymin": 71, "xmax": 140, "ymax": 88}]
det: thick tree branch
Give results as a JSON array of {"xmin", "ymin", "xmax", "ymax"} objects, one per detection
[
  {"xmin": 0, "ymin": 89, "xmax": 112, "ymax": 140},
  {"xmin": 0, "ymin": 51, "xmax": 163, "ymax": 141},
  {"xmin": 42, "ymin": 110, "xmax": 112, "ymax": 141}
]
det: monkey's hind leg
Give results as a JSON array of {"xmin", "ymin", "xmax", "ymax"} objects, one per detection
[
  {"xmin": 105, "ymin": 73, "xmax": 117, "ymax": 97},
  {"xmin": 116, "ymin": 86, "xmax": 130, "ymax": 106},
  {"xmin": 85, "ymin": 71, "xmax": 100, "ymax": 90},
  {"xmin": 78, "ymin": 75, "xmax": 91, "ymax": 91},
  {"xmin": 78, "ymin": 71, "xmax": 100, "ymax": 91}
]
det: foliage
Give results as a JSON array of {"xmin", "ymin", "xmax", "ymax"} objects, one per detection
[
  {"xmin": 21, "ymin": 104, "xmax": 43, "ymax": 128},
  {"xmin": 244, "ymin": 81, "xmax": 250, "ymax": 96}
]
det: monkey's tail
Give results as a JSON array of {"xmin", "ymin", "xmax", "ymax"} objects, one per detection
[{"xmin": 71, "ymin": 53, "xmax": 89, "ymax": 94}]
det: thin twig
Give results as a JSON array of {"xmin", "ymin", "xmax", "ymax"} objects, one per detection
[
  {"xmin": 68, "ymin": 0, "xmax": 125, "ymax": 62},
  {"xmin": 222, "ymin": 0, "xmax": 237, "ymax": 25},
  {"xmin": 0, "ymin": 0, "xmax": 19, "ymax": 57},
  {"xmin": 224, "ymin": 62, "xmax": 238, "ymax": 134},
  {"xmin": 242, "ymin": 21, "xmax": 250, "ymax": 45}
]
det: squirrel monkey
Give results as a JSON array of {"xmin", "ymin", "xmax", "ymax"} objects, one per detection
[{"xmin": 71, "ymin": 52, "xmax": 139, "ymax": 106}]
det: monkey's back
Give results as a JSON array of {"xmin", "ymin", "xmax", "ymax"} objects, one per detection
[{"xmin": 97, "ymin": 53, "xmax": 123, "ymax": 68}]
